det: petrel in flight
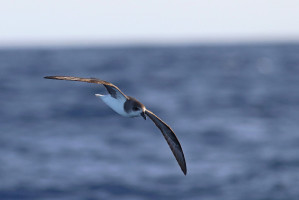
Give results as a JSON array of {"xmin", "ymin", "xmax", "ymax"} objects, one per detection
[{"xmin": 44, "ymin": 76, "xmax": 187, "ymax": 175}]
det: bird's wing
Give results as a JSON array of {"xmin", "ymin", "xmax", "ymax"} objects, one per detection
[
  {"xmin": 145, "ymin": 109, "xmax": 187, "ymax": 175},
  {"xmin": 44, "ymin": 76, "xmax": 128, "ymax": 100}
]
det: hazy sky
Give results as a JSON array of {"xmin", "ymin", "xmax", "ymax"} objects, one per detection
[{"xmin": 1, "ymin": 0, "xmax": 299, "ymax": 46}]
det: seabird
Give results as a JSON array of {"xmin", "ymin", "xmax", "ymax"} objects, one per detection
[{"xmin": 44, "ymin": 76, "xmax": 187, "ymax": 175}]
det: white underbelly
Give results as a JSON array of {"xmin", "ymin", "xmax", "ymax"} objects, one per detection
[{"xmin": 95, "ymin": 94, "xmax": 128, "ymax": 116}]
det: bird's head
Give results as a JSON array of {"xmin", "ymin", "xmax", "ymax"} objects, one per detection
[{"xmin": 125, "ymin": 97, "xmax": 146, "ymax": 120}]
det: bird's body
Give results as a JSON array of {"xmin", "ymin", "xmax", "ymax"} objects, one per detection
[
  {"xmin": 95, "ymin": 94, "xmax": 128, "ymax": 117},
  {"xmin": 44, "ymin": 76, "xmax": 187, "ymax": 175}
]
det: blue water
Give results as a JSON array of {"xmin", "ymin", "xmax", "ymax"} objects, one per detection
[{"xmin": 1, "ymin": 44, "xmax": 299, "ymax": 200}]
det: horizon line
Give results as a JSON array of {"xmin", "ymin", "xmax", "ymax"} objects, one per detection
[{"xmin": 1, "ymin": 37, "xmax": 299, "ymax": 49}]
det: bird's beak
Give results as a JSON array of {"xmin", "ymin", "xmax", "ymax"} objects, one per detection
[{"xmin": 141, "ymin": 112, "xmax": 146, "ymax": 120}]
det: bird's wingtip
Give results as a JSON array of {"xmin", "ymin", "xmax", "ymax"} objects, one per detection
[
  {"xmin": 183, "ymin": 169, "xmax": 187, "ymax": 176},
  {"xmin": 181, "ymin": 165, "xmax": 187, "ymax": 175}
]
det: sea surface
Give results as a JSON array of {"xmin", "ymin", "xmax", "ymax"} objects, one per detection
[{"xmin": 0, "ymin": 44, "xmax": 299, "ymax": 200}]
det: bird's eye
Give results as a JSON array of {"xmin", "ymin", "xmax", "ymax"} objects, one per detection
[{"xmin": 133, "ymin": 107, "xmax": 139, "ymax": 111}]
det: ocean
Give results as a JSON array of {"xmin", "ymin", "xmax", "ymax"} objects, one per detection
[{"xmin": 0, "ymin": 44, "xmax": 299, "ymax": 200}]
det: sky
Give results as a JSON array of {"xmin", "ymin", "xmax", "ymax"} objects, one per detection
[{"xmin": 0, "ymin": 0, "xmax": 299, "ymax": 46}]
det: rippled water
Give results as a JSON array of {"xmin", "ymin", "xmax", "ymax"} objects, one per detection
[{"xmin": 1, "ymin": 44, "xmax": 299, "ymax": 200}]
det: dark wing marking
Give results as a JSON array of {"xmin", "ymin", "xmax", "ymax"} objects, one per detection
[
  {"xmin": 44, "ymin": 76, "xmax": 128, "ymax": 99},
  {"xmin": 145, "ymin": 109, "xmax": 187, "ymax": 175}
]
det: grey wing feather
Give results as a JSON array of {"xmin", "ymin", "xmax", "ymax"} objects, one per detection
[
  {"xmin": 44, "ymin": 76, "xmax": 128, "ymax": 99},
  {"xmin": 145, "ymin": 109, "xmax": 187, "ymax": 175}
]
